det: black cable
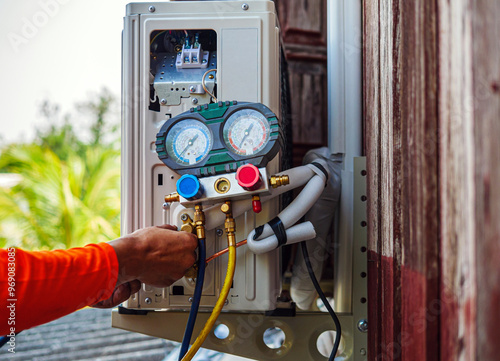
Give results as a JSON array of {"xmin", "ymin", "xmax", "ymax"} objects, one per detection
[
  {"xmin": 0, "ymin": 336, "xmax": 8, "ymax": 348},
  {"xmin": 0, "ymin": 331, "xmax": 20, "ymax": 349},
  {"xmin": 300, "ymin": 241, "xmax": 341, "ymax": 360},
  {"xmin": 178, "ymin": 238, "xmax": 206, "ymax": 360}
]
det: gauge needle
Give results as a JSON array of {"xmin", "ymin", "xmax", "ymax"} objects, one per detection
[
  {"xmin": 179, "ymin": 134, "xmax": 199, "ymax": 157},
  {"xmin": 238, "ymin": 123, "xmax": 254, "ymax": 148}
]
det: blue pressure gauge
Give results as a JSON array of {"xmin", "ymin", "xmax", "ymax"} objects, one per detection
[{"xmin": 166, "ymin": 119, "xmax": 213, "ymax": 166}]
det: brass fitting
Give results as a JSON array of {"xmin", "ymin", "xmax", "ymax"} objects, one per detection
[
  {"xmin": 269, "ymin": 175, "xmax": 289, "ymax": 188},
  {"xmin": 180, "ymin": 213, "xmax": 195, "ymax": 233},
  {"xmin": 220, "ymin": 203, "xmax": 230, "ymax": 214},
  {"xmin": 181, "ymin": 223, "xmax": 194, "ymax": 233},
  {"xmin": 194, "ymin": 204, "xmax": 206, "ymax": 240},
  {"xmin": 221, "ymin": 201, "xmax": 236, "ymax": 247},
  {"xmin": 185, "ymin": 264, "xmax": 198, "ymax": 279},
  {"xmin": 165, "ymin": 192, "xmax": 180, "ymax": 203},
  {"xmin": 224, "ymin": 218, "xmax": 236, "ymax": 234},
  {"xmin": 226, "ymin": 232, "xmax": 236, "ymax": 247}
]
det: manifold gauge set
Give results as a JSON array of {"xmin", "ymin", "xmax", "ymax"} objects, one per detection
[{"xmin": 155, "ymin": 101, "xmax": 282, "ymax": 209}]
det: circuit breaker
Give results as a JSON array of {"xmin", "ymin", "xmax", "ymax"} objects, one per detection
[{"xmin": 120, "ymin": 1, "xmax": 282, "ymax": 312}]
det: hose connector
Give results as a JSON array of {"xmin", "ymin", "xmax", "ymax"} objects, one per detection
[
  {"xmin": 221, "ymin": 201, "xmax": 236, "ymax": 247},
  {"xmin": 194, "ymin": 204, "xmax": 206, "ymax": 240},
  {"xmin": 269, "ymin": 175, "xmax": 289, "ymax": 188},
  {"xmin": 165, "ymin": 192, "xmax": 180, "ymax": 203}
]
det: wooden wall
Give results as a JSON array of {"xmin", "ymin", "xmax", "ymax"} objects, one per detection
[
  {"xmin": 364, "ymin": 0, "xmax": 500, "ymax": 360},
  {"xmin": 274, "ymin": 0, "xmax": 328, "ymax": 166}
]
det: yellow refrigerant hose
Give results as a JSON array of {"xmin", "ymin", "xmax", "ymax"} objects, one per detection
[{"xmin": 181, "ymin": 201, "xmax": 236, "ymax": 361}]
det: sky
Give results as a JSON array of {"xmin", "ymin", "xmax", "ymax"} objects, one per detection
[{"xmin": 0, "ymin": 0, "xmax": 151, "ymax": 143}]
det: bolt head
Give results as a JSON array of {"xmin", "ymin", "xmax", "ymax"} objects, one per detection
[
  {"xmin": 216, "ymin": 228, "xmax": 224, "ymax": 237},
  {"xmin": 162, "ymin": 202, "xmax": 169, "ymax": 210},
  {"xmin": 242, "ymin": 3, "xmax": 249, "ymax": 10},
  {"xmin": 181, "ymin": 213, "xmax": 189, "ymax": 221},
  {"xmin": 148, "ymin": 5, "xmax": 155, "ymax": 12},
  {"xmin": 360, "ymin": 348, "xmax": 367, "ymax": 356},
  {"xmin": 192, "ymin": 98, "xmax": 199, "ymax": 104},
  {"xmin": 224, "ymin": 299, "xmax": 229, "ymax": 306},
  {"xmin": 188, "ymin": 297, "xmax": 194, "ymax": 303},
  {"xmin": 145, "ymin": 297, "xmax": 152, "ymax": 304},
  {"xmin": 160, "ymin": 98, "xmax": 167, "ymax": 105},
  {"xmin": 189, "ymin": 85, "xmax": 196, "ymax": 93},
  {"xmin": 357, "ymin": 319, "xmax": 368, "ymax": 333}
]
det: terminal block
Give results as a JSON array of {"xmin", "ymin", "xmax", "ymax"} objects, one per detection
[{"xmin": 176, "ymin": 44, "xmax": 210, "ymax": 69}]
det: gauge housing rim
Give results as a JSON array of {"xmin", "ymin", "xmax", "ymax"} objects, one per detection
[{"xmin": 156, "ymin": 102, "xmax": 282, "ymax": 176}]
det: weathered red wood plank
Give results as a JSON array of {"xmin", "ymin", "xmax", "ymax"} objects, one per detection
[
  {"xmin": 365, "ymin": 0, "xmax": 441, "ymax": 360},
  {"xmin": 367, "ymin": 0, "xmax": 500, "ymax": 359},
  {"xmin": 437, "ymin": 0, "xmax": 477, "ymax": 360},
  {"xmin": 472, "ymin": 1, "xmax": 500, "ymax": 360}
]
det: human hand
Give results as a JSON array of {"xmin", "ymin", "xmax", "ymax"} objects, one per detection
[{"xmin": 93, "ymin": 224, "xmax": 198, "ymax": 308}]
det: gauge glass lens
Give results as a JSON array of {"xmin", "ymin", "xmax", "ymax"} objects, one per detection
[
  {"xmin": 223, "ymin": 109, "xmax": 270, "ymax": 156},
  {"xmin": 165, "ymin": 119, "xmax": 212, "ymax": 166}
]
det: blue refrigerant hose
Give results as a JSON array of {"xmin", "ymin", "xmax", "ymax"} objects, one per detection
[{"xmin": 178, "ymin": 237, "xmax": 206, "ymax": 360}]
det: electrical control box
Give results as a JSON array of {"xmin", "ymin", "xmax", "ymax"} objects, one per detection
[{"xmin": 120, "ymin": 1, "xmax": 282, "ymax": 312}]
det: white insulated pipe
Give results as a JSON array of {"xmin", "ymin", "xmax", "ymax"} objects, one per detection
[
  {"xmin": 245, "ymin": 221, "xmax": 317, "ymax": 254},
  {"xmin": 246, "ymin": 167, "xmax": 327, "ymax": 254}
]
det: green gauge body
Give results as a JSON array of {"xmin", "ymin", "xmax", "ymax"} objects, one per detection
[{"xmin": 155, "ymin": 101, "xmax": 282, "ymax": 177}]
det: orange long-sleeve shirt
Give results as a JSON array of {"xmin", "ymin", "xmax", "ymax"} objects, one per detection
[{"xmin": 0, "ymin": 243, "xmax": 119, "ymax": 335}]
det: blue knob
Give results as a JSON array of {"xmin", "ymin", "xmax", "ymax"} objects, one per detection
[{"xmin": 176, "ymin": 174, "xmax": 203, "ymax": 200}]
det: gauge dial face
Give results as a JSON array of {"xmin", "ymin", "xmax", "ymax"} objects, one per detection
[
  {"xmin": 223, "ymin": 109, "xmax": 271, "ymax": 156},
  {"xmin": 165, "ymin": 119, "xmax": 213, "ymax": 166}
]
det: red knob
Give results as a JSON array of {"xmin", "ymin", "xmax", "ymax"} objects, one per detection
[{"xmin": 236, "ymin": 164, "xmax": 262, "ymax": 190}]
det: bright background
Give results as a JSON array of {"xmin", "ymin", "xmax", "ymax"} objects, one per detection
[{"xmin": 0, "ymin": 0, "xmax": 151, "ymax": 143}]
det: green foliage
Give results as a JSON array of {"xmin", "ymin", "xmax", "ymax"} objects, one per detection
[{"xmin": 0, "ymin": 89, "xmax": 120, "ymax": 250}]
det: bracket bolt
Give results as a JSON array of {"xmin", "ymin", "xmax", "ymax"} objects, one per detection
[
  {"xmin": 216, "ymin": 228, "xmax": 224, "ymax": 237},
  {"xmin": 145, "ymin": 297, "xmax": 152, "ymax": 304},
  {"xmin": 181, "ymin": 213, "xmax": 189, "ymax": 221},
  {"xmin": 162, "ymin": 202, "xmax": 169, "ymax": 210},
  {"xmin": 242, "ymin": 3, "xmax": 249, "ymax": 11},
  {"xmin": 192, "ymin": 98, "xmax": 199, "ymax": 104},
  {"xmin": 188, "ymin": 297, "xmax": 194, "ymax": 303},
  {"xmin": 360, "ymin": 348, "xmax": 367, "ymax": 356},
  {"xmin": 160, "ymin": 98, "xmax": 167, "ymax": 105},
  {"xmin": 148, "ymin": 5, "xmax": 155, "ymax": 12},
  {"xmin": 189, "ymin": 85, "xmax": 196, "ymax": 93},
  {"xmin": 357, "ymin": 319, "xmax": 368, "ymax": 333}
]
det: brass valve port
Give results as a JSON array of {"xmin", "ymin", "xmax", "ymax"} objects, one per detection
[
  {"xmin": 214, "ymin": 177, "xmax": 231, "ymax": 194},
  {"xmin": 269, "ymin": 175, "xmax": 290, "ymax": 188},
  {"xmin": 165, "ymin": 192, "xmax": 180, "ymax": 203}
]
